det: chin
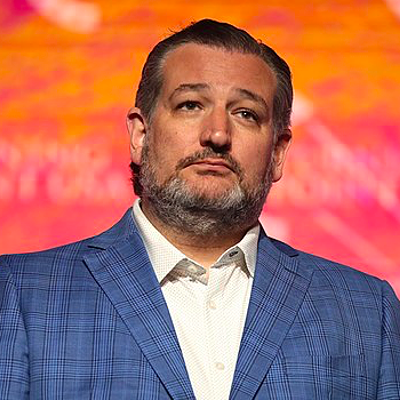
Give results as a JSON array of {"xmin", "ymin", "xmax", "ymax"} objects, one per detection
[{"xmin": 185, "ymin": 178, "xmax": 237, "ymax": 197}]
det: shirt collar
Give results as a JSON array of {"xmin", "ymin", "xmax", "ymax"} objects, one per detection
[{"xmin": 132, "ymin": 199, "xmax": 260, "ymax": 282}]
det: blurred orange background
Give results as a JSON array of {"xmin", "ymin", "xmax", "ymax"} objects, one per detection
[{"xmin": 1, "ymin": 0, "xmax": 399, "ymax": 293}]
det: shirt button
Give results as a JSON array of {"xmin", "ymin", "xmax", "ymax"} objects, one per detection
[
  {"xmin": 188, "ymin": 265, "xmax": 197, "ymax": 273},
  {"xmin": 208, "ymin": 300, "xmax": 216, "ymax": 310},
  {"xmin": 215, "ymin": 362, "xmax": 225, "ymax": 370}
]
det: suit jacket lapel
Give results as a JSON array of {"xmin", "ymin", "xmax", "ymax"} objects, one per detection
[
  {"xmin": 83, "ymin": 210, "xmax": 195, "ymax": 400},
  {"xmin": 230, "ymin": 231, "xmax": 314, "ymax": 400}
]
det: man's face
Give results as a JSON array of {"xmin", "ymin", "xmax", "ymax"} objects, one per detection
[{"xmin": 129, "ymin": 43, "xmax": 291, "ymax": 233}]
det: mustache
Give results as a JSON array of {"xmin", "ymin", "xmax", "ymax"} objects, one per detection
[{"xmin": 175, "ymin": 148, "xmax": 244, "ymax": 178}]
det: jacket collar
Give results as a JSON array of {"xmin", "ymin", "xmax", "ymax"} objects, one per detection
[{"xmin": 85, "ymin": 209, "xmax": 137, "ymax": 250}]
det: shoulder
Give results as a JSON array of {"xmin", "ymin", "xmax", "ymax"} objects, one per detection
[
  {"xmin": 0, "ymin": 238, "xmax": 99, "ymax": 296},
  {"xmin": 266, "ymin": 238, "xmax": 400, "ymax": 336},
  {"xmin": 268, "ymin": 236, "xmax": 391, "ymax": 300},
  {"xmin": 0, "ymin": 208, "xmax": 138, "ymax": 278},
  {"xmin": 1, "ymin": 238, "xmax": 89, "ymax": 271}
]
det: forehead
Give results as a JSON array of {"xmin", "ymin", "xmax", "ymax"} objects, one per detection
[{"xmin": 160, "ymin": 43, "xmax": 277, "ymax": 102}]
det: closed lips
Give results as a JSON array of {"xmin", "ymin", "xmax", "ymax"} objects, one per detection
[{"xmin": 190, "ymin": 159, "xmax": 235, "ymax": 171}]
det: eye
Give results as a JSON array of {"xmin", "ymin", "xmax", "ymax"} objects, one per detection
[
  {"xmin": 237, "ymin": 109, "xmax": 259, "ymax": 122},
  {"xmin": 176, "ymin": 101, "xmax": 201, "ymax": 111}
]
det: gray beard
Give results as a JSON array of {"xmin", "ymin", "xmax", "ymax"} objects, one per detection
[{"xmin": 138, "ymin": 144, "xmax": 273, "ymax": 237}]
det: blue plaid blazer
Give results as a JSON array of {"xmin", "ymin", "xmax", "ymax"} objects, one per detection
[{"xmin": 1, "ymin": 209, "xmax": 400, "ymax": 399}]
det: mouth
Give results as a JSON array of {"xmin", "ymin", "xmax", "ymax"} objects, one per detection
[{"xmin": 188, "ymin": 159, "xmax": 236, "ymax": 173}]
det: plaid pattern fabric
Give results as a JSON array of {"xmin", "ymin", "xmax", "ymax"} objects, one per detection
[{"xmin": 1, "ymin": 208, "xmax": 400, "ymax": 399}]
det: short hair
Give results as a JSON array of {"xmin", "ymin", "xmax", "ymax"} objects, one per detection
[
  {"xmin": 135, "ymin": 18, "xmax": 293, "ymax": 136},
  {"xmin": 131, "ymin": 19, "xmax": 293, "ymax": 196}
]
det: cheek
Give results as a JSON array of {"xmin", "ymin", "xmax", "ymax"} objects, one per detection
[
  {"xmin": 239, "ymin": 142, "xmax": 274, "ymax": 178},
  {"xmin": 150, "ymin": 119, "xmax": 201, "ymax": 162},
  {"xmin": 146, "ymin": 129, "xmax": 189, "ymax": 176}
]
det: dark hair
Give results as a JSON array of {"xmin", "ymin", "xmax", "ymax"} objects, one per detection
[
  {"xmin": 135, "ymin": 18, "xmax": 293, "ymax": 135},
  {"xmin": 131, "ymin": 19, "xmax": 293, "ymax": 195}
]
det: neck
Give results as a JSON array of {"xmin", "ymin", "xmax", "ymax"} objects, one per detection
[{"xmin": 141, "ymin": 199, "xmax": 252, "ymax": 268}]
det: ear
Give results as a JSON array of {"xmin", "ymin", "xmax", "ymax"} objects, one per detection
[
  {"xmin": 127, "ymin": 107, "xmax": 147, "ymax": 166},
  {"xmin": 271, "ymin": 129, "xmax": 292, "ymax": 183}
]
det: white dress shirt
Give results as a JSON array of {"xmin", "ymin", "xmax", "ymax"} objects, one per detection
[{"xmin": 132, "ymin": 199, "xmax": 260, "ymax": 400}]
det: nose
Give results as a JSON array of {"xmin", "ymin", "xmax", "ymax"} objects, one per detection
[{"xmin": 199, "ymin": 107, "xmax": 232, "ymax": 152}]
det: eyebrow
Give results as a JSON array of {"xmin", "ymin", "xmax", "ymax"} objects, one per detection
[
  {"xmin": 168, "ymin": 83, "xmax": 210, "ymax": 101},
  {"xmin": 234, "ymin": 88, "xmax": 269, "ymax": 113}
]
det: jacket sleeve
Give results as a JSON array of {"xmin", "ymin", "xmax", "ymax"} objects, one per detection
[
  {"xmin": 376, "ymin": 280, "xmax": 400, "ymax": 399},
  {"xmin": 0, "ymin": 258, "xmax": 29, "ymax": 399}
]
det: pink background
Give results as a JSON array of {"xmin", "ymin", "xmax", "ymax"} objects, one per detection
[{"xmin": 1, "ymin": 0, "xmax": 399, "ymax": 293}]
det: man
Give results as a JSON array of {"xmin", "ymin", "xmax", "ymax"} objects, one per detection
[{"xmin": 0, "ymin": 19, "xmax": 399, "ymax": 400}]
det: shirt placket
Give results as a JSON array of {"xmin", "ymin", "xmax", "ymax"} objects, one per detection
[
  {"xmin": 205, "ymin": 263, "xmax": 232, "ymax": 400},
  {"xmin": 177, "ymin": 261, "xmax": 212, "ymax": 400}
]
